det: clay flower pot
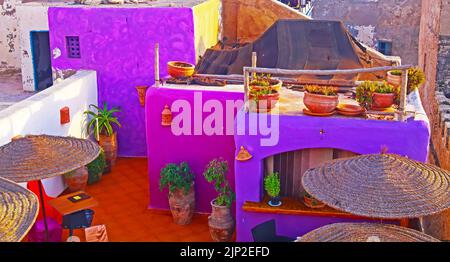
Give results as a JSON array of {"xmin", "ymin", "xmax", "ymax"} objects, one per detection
[
  {"xmin": 250, "ymin": 79, "xmax": 282, "ymax": 92},
  {"xmin": 168, "ymin": 183, "xmax": 195, "ymax": 225},
  {"xmin": 372, "ymin": 93, "xmax": 395, "ymax": 109},
  {"xmin": 135, "ymin": 85, "xmax": 149, "ymax": 107},
  {"xmin": 99, "ymin": 132, "xmax": 117, "ymax": 173},
  {"xmin": 64, "ymin": 166, "xmax": 89, "ymax": 193},
  {"xmin": 387, "ymin": 71, "xmax": 402, "ymax": 87},
  {"xmin": 249, "ymin": 92, "xmax": 280, "ymax": 113},
  {"xmin": 167, "ymin": 61, "xmax": 195, "ymax": 79},
  {"xmin": 303, "ymin": 92, "xmax": 339, "ymax": 113},
  {"xmin": 208, "ymin": 199, "xmax": 235, "ymax": 242}
]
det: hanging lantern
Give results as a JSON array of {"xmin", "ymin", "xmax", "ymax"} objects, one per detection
[
  {"xmin": 136, "ymin": 85, "xmax": 149, "ymax": 107},
  {"xmin": 161, "ymin": 105, "xmax": 172, "ymax": 126},
  {"xmin": 236, "ymin": 146, "xmax": 252, "ymax": 161}
]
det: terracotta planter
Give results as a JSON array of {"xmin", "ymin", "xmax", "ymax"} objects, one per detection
[
  {"xmin": 168, "ymin": 183, "xmax": 195, "ymax": 225},
  {"xmin": 372, "ymin": 93, "xmax": 395, "ymax": 109},
  {"xmin": 250, "ymin": 79, "xmax": 282, "ymax": 92},
  {"xmin": 387, "ymin": 71, "xmax": 402, "ymax": 87},
  {"xmin": 303, "ymin": 194, "xmax": 326, "ymax": 209},
  {"xmin": 208, "ymin": 199, "xmax": 235, "ymax": 242},
  {"xmin": 64, "ymin": 166, "xmax": 89, "ymax": 193},
  {"xmin": 249, "ymin": 92, "xmax": 279, "ymax": 113},
  {"xmin": 99, "ymin": 133, "xmax": 117, "ymax": 173},
  {"xmin": 303, "ymin": 92, "xmax": 339, "ymax": 113},
  {"xmin": 167, "ymin": 61, "xmax": 195, "ymax": 79}
]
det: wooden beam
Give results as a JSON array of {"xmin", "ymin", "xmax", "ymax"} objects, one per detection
[
  {"xmin": 154, "ymin": 43, "xmax": 160, "ymax": 88},
  {"xmin": 244, "ymin": 65, "xmax": 413, "ymax": 76},
  {"xmin": 398, "ymin": 68, "xmax": 409, "ymax": 121}
]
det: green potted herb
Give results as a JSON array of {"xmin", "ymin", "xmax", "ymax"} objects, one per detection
[
  {"xmin": 356, "ymin": 81, "xmax": 396, "ymax": 110},
  {"xmin": 387, "ymin": 67, "xmax": 425, "ymax": 94},
  {"xmin": 249, "ymin": 87, "xmax": 280, "ymax": 113},
  {"xmin": 264, "ymin": 172, "xmax": 281, "ymax": 207},
  {"xmin": 203, "ymin": 158, "xmax": 235, "ymax": 242},
  {"xmin": 249, "ymin": 73, "xmax": 282, "ymax": 92},
  {"xmin": 160, "ymin": 162, "xmax": 195, "ymax": 225},
  {"xmin": 84, "ymin": 102, "xmax": 121, "ymax": 173},
  {"xmin": 87, "ymin": 149, "xmax": 106, "ymax": 185},
  {"xmin": 304, "ymin": 85, "xmax": 339, "ymax": 114}
]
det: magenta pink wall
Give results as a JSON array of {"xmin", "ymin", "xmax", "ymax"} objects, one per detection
[
  {"xmin": 48, "ymin": 7, "xmax": 197, "ymax": 156},
  {"xmin": 146, "ymin": 88, "xmax": 244, "ymax": 213}
]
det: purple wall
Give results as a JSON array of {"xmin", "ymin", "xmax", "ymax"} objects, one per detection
[
  {"xmin": 145, "ymin": 87, "xmax": 244, "ymax": 213},
  {"xmin": 48, "ymin": 7, "xmax": 197, "ymax": 156},
  {"xmin": 235, "ymin": 114, "xmax": 430, "ymax": 241}
]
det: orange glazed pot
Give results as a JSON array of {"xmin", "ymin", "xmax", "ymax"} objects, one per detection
[
  {"xmin": 372, "ymin": 93, "xmax": 395, "ymax": 109},
  {"xmin": 303, "ymin": 92, "xmax": 338, "ymax": 113},
  {"xmin": 167, "ymin": 61, "xmax": 195, "ymax": 79}
]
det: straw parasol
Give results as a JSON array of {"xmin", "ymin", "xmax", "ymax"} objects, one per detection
[
  {"xmin": 302, "ymin": 154, "xmax": 450, "ymax": 219},
  {"xmin": 0, "ymin": 135, "xmax": 101, "ymax": 241},
  {"xmin": 0, "ymin": 135, "xmax": 101, "ymax": 183},
  {"xmin": 297, "ymin": 223, "xmax": 440, "ymax": 242},
  {"xmin": 0, "ymin": 176, "xmax": 39, "ymax": 242}
]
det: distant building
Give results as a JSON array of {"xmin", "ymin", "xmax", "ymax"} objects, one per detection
[{"xmin": 312, "ymin": 0, "xmax": 422, "ymax": 65}]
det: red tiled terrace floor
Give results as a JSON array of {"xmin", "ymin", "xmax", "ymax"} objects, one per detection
[{"xmin": 62, "ymin": 158, "xmax": 212, "ymax": 242}]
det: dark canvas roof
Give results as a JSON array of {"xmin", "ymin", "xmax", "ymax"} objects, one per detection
[{"xmin": 196, "ymin": 20, "xmax": 379, "ymax": 82}]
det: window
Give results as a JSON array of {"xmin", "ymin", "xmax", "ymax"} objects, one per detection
[
  {"xmin": 377, "ymin": 40, "xmax": 392, "ymax": 56},
  {"xmin": 66, "ymin": 36, "xmax": 80, "ymax": 58}
]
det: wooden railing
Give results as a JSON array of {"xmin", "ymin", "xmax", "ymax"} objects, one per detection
[{"xmin": 243, "ymin": 65, "xmax": 413, "ymax": 121}]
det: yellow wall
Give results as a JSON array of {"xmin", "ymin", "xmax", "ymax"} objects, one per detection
[{"xmin": 192, "ymin": 0, "xmax": 220, "ymax": 62}]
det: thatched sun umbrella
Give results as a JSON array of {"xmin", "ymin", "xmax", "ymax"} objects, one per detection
[
  {"xmin": 0, "ymin": 176, "xmax": 39, "ymax": 242},
  {"xmin": 301, "ymin": 153, "xmax": 450, "ymax": 242},
  {"xmin": 0, "ymin": 135, "xmax": 100, "ymax": 241},
  {"xmin": 297, "ymin": 223, "xmax": 440, "ymax": 242}
]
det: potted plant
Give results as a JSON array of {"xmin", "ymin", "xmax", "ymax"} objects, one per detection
[
  {"xmin": 356, "ymin": 81, "xmax": 396, "ymax": 110},
  {"xmin": 203, "ymin": 158, "xmax": 235, "ymax": 242},
  {"xmin": 303, "ymin": 192, "xmax": 326, "ymax": 209},
  {"xmin": 387, "ymin": 67, "xmax": 425, "ymax": 94},
  {"xmin": 159, "ymin": 162, "xmax": 195, "ymax": 225},
  {"xmin": 63, "ymin": 166, "xmax": 89, "ymax": 193},
  {"xmin": 303, "ymin": 85, "xmax": 339, "ymax": 113},
  {"xmin": 87, "ymin": 149, "xmax": 106, "ymax": 185},
  {"xmin": 248, "ymin": 87, "xmax": 280, "ymax": 113},
  {"xmin": 249, "ymin": 73, "xmax": 282, "ymax": 92},
  {"xmin": 84, "ymin": 102, "xmax": 121, "ymax": 173},
  {"xmin": 264, "ymin": 172, "xmax": 281, "ymax": 207}
]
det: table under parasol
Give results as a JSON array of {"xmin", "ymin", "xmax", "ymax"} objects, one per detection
[
  {"xmin": 300, "ymin": 153, "xmax": 450, "ymax": 242},
  {"xmin": 0, "ymin": 176, "xmax": 39, "ymax": 242},
  {"xmin": 0, "ymin": 135, "xmax": 100, "ymax": 241}
]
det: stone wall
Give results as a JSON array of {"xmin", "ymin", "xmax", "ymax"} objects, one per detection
[
  {"xmin": 0, "ymin": 0, "xmax": 20, "ymax": 71},
  {"xmin": 312, "ymin": 0, "xmax": 422, "ymax": 65}
]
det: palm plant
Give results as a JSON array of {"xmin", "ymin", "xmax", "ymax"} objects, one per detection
[{"xmin": 84, "ymin": 102, "xmax": 121, "ymax": 138}]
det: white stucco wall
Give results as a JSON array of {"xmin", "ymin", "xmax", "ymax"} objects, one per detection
[
  {"xmin": 0, "ymin": 0, "xmax": 20, "ymax": 71},
  {"xmin": 16, "ymin": 3, "xmax": 49, "ymax": 91},
  {"xmin": 0, "ymin": 70, "xmax": 98, "ymax": 196}
]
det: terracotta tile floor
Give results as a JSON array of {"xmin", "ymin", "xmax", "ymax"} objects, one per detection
[{"xmin": 62, "ymin": 158, "xmax": 212, "ymax": 242}]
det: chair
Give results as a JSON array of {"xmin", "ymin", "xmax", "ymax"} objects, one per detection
[
  {"xmin": 62, "ymin": 209, "xmax": 95, "ymax": 238},
  {"xmin": 251, "ymin": 219, "xmax": 296, "ymax": 242}
]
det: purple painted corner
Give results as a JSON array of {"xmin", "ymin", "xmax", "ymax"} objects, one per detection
[
  {"xmin": 145, "ymin": 87, "xmax": 244, "ymax": 213},
  {"xmin": 48, "ymin": 7, "xmax": 197, "ymax": 156}
]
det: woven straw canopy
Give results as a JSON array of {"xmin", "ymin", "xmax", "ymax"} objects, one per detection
[
  {"xmin": 0, "ymin": 135, "xmax": 100, "ymax": 183},
  {"xmin": 298, "ymin": 223, "xmax": 440, "ymax": 242},
  {"xmin": 302, "ymin": 154, "xmax": 450, "ymax": 219},
  {"xmin": 0, "ymin": 177, "xmax": 38, "ymax": 242}
]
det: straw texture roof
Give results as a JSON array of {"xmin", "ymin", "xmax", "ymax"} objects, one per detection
[
  {"xmin": 0, "ymin": 177, "xmax": 38, "ymax": 242},
  {"xmin": 0, "ymin": 135, "xmax": 100, "ymax": 183},
  {"xmin": 302, "ymin": 154, "xmax": 450, "ymax": 219},
  {"xmin": 298, "ymin": 223, "xmax": 440, "ymax": 242}
]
